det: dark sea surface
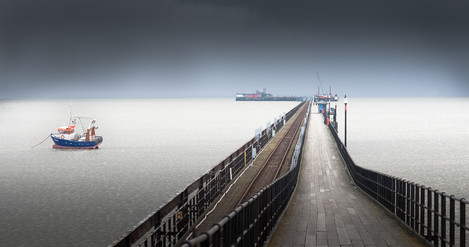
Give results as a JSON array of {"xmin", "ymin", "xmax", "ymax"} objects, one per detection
[{"xmin": 0, "ymin": 98, "xmax": 300, "ymax": 246}]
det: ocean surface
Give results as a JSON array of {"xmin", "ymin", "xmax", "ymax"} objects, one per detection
[
  {"xmin": 1, "ymin": 98, "xmax": 468, "ymax": 246},
  {"xmin": 333, "ymin": 97, "xmax": 469, "ymax": 200},
  {"xmin": 0, "ymin": 98, "xmax": 300, "ymax": 246}
]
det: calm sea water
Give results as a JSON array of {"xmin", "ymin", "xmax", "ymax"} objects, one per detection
[
  {"xmin": 333, "ymin": 98, "xmax": 469, "ymax": 200},
  {"xmin": 2, "ymin": 98, "xmax": 468, "ymax": 246},
  {"xmin": 0, "ymin": 98, "xmax": 300, "ymax": 246}
]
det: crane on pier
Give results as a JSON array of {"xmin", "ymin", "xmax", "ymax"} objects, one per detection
[
  {"xmin": 314, "ymin": 72, "xmax": 339, "ymax": 103},
  {"xmin": 316, "ymin": 72, "xmax": 325, "ymax": 95}
]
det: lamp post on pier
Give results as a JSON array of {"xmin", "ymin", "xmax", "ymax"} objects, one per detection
[
  {"xmin": 328, "ymin": 95, "xmax": 331, "ymax": 123},
  {"xmin": 344, "ymin": 95, "xmax": 348, "ymax": 148},
  {"xmin": 334, "ymin": 102, "xmax": 337, "ymax": 132}
]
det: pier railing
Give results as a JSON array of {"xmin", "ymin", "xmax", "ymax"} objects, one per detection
[
  {"xmin": 327, "ymin": 122, "xmax": 468, "ymax": 247},
  {"xmin": 180, "ymin": 102, "xmax": 310, "ymax": 247},
  {"xmin": 110, "ymin": 102, "xmax": 305, "ymax": 247}
]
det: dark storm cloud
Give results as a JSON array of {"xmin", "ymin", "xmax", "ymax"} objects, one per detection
[
  {"xmin": 186, "ymin": 0, "xmax": 469, "ymax": 97},
  {"xmin": 192, "ymin": 1, "xmax": 469, "ymax": 28},
  {"xmin": 0, "ymin": 0, "xmax": 269, "ymax": 97},
  {"xmin": 0, "ymin": 0, "xmax": 468, "ymax": 97}
]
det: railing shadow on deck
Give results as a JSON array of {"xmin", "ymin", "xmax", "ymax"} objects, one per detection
[
  {"xmin": 109, "ymin": 102, "xmax": 306, "ymax": 247},
  {"xmin": 326, "ymin": 121, "xmax": 468, "ymax": 247}
]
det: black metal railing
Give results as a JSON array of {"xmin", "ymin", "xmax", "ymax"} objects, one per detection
[
  {"xmin": 326, "ymin": 121, "xmax": 468, "ymax": 247},
  {"xmin": 110, "ymin": 101, "xmax": 306, "ymax": 247},
  {"xmin": 180, "ymin": 103, "xmax": 311, "ymax": 247}
]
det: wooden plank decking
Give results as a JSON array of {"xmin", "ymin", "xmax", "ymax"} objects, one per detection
[{"xmin": 267, "ymin": 112, "xmax": 426, "ymax": 247}]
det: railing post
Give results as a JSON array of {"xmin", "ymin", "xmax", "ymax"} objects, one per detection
[
  {"xmin": 461, "ymin": 198, "xmax": 466, "ymax": 246},
  {"xmin": 385, "ymin": 175, "xmax": 391, "ymax": 211},
  {"xmin": 428, "ymin": 187, "xmax": 433, "ymax": 239},
  {"xmin": 415, "ymin": 183, "xmax": 420, "ymax": 233},
  {"xmin": 406, "ymin": 181, "xmax": 411, "ymax": 225},
  {"xmin": 151, "ymin": 232, "xmax": 156, "ymax": 247},
  {"xmin": 222, "ymin": 217, "xmax": 229, "ymax": 246},
  {"xmin": 213, "ymin": 225, "xmax": 221, "ymax": 247},
  {"xmin": 246, "ymin": 201, "xmax": 252, "ymax": 245},
  {"xmin": 154, "ymin": 212, "xmax": 162, "ymax": 247},
  {"xmin": 440, "ymin": 193, "xmax": 446, "ymax": 247},
  {"xmin": 380, "ymin": 174, "xmax": 385, "ymax": 208},
  {"xmin": 162, "ymin": 221, "xmax": 167, "ymax": 246},
  {"xmin": 201, "ymin": 233, "xmax": 210, "ymax": 247},
  {"xmin": 396, "ymin": 179, "xmax": 401, "ymax": 219},
  {"xmin": 420, "ymin": 185, "xmax": 426, "ymax": 236},
  {"xmin": 410, "ymin": 182, "xmax": 415, "ymax": 229},
  {"xmin": 434, "ymin": 190, "xmax": 439, "ymax": 246},
  {"xmin": 449, "ymin": 195, "xmax": 455, "ymax": 247},
  {"xmin": 255, "ymin": 193, "xmax": 260, "ymax": 244},
  {"xmin": 392, "ymin": 176, "xmax": 397, "ymax": 215},
  {"xmin": 396, "ymin": 179, "xmax": 405, "ymax": 221}
]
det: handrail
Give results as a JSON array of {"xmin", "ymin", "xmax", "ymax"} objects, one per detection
[{"xmin": 326, "ymin": 116, "xmax": 468, "ymax": 247}]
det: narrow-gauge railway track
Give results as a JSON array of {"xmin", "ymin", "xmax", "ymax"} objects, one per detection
[{"xmin": 237, "ymin": 103, "xmax": 309, "ymax": 205}]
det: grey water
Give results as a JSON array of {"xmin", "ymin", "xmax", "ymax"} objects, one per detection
[
  {"xmin": 2, "ymin": 98, "xmax": 468, "ymax": 246},
  {"xmin": 0, "ymin": 98, "xmax": 300, "ymax": 246},
  {"xmin": 333, "ymin": 97, "xmax": 469, "ymax": 200}
]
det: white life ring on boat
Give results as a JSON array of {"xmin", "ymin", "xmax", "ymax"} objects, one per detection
[{"xmin": 60, "ymin": 135, "xmax": 64, "ymax": 139}]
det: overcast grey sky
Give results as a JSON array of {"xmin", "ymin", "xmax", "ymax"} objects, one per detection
[{"xmin": 1, "ymin": 0, "xmax": 468, "ymax": 98}]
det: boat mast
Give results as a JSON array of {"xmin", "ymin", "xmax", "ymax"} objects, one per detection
[{"xmin": 68, "ymin": 104, "xmax": 72, "ymax": 127}]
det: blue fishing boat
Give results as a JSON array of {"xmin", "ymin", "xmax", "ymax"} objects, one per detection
[{"xmin": 50, "ymin": 117, "xmax": 103, "ymax": 149}]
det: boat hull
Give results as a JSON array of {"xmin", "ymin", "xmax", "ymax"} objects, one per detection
[{"xmin": 50, "ymin": 135, "xmax": 103, "ymax": 149}]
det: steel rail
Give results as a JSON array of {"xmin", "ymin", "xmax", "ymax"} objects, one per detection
[
  {"xmin": 272, "ymin": 109, "xmax": 305, "ymax": 181},
  {"xmin": 237, "ymin": 104, "xmax": 308, "ymax": 206}
]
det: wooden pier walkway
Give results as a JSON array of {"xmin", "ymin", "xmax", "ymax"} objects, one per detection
[{"xmin": 267, "ymin": 112, "xmax": 426, "ymax": 247}]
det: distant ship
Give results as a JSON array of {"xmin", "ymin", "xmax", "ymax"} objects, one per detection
[
  {"xmin": 236, "ymin": 88, "xmax": 304, "ymax": 101},
  {"xmin": 313, "ymin": 90, "xmax": 339, "ymax": 104}
]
